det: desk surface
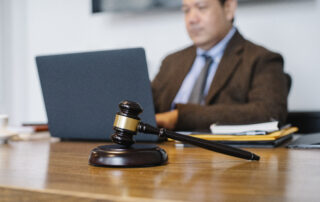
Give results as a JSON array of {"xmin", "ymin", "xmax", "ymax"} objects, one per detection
[{"xmin": 1, "ymin": 137, "xmax": 320, "ymax": 202}]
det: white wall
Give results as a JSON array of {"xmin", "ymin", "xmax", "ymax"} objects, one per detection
[
  {"xmin": 0, "ymin": 0, "xmax": 4, "ymax": 112},
  {"xmin": 1, "ymin": 0, "xmax": 320, "ymax": 126},
  {"xmin": 1, "ymin": 0, "xmax": 29, "ymax": 123}
]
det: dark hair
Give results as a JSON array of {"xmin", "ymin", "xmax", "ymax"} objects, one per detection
[
  {"xmin": 219, "ymin": 0, "xmax": 227, "ymax": 5},
  {"xmin": 219, "ymin": 0, "xmax": 234, "ymax": 23}
]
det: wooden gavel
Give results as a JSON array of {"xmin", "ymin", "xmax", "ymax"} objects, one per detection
[{"xmin": 111, "ymin": 100, "xmax": 260, "ymax": 161}]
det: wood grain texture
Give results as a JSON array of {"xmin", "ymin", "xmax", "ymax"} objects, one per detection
[{"xmin": 1, "ymin": 138, "xmax": 320, "ymax": 201}]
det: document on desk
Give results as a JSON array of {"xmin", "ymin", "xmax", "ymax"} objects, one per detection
[
  {"xmin": 175, "ymin": 127, "xmax": 297, "ymax": 141},
  {"xmin": 210, "ymin": 121, "xmax": 279, "ymax": 135}
]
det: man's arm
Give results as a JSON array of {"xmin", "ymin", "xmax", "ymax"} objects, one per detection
[{"xmin": 152, "ymin": 57, "xmax": 171, "ymax": 114}]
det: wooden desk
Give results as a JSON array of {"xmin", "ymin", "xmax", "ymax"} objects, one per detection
[{"xmin": 1, "ymin": 138, "xmax": 320, "ymax": 201}]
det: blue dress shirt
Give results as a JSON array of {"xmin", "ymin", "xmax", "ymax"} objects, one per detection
[{"xmin": 171, "ymin": 27, "xmax": 236, "ymax": 109}]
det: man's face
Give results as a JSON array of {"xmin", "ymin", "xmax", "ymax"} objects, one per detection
[{"xmin": 182, "ymin": 0, "xmax": 235, "ymax": 50}]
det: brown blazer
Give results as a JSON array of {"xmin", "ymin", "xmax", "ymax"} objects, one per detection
[{"xmin": 152, "ymin": 31, "xmax": 288, "ymax": 131}]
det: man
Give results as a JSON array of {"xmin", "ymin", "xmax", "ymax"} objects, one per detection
[{"xmin": 152, "ymin": 0, "xmax": 288, "ymax": 131}]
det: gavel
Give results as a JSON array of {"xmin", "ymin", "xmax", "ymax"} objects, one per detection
[{"xmin": 89, "ymin": 101, "xmax": 259, "ymax": 167}]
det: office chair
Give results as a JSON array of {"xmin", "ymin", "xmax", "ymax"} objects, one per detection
[
  {"xmin": 287, "ymin": 112, "xmax": 320, "ymax": 134},
  {"xmin": 284, "ymin": 73, "xmax": 320, "ymax": 134}
]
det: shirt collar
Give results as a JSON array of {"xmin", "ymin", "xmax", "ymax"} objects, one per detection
[{"xmin": 196, "ymin": 26, "xmax": 236, "ymax": 59}]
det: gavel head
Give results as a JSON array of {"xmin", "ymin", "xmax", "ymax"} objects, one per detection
[{"xmin": 111, "ymin": 100, "xmax": 143, "ymax": 147}]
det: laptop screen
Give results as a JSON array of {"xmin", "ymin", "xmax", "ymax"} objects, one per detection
[{"xmin": 36, "ymin": 48, "xmax": 158, "ymax": 142}]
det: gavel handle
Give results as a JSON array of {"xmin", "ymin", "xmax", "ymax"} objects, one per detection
[{"xmin": 138, "ymin": 122, "xmax": 260, "ymax": 161}]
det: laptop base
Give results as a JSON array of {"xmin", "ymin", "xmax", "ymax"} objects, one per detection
[{"xmin": 88, "ymin": 144, "xmax": 168, "ymax": 167}]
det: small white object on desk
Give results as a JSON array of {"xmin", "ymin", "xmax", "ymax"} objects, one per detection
[{"xmin": 0, "ymin": 114, "xmax": 18, "ymax": 144}]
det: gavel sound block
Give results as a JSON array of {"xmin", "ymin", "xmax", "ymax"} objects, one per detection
[{"xmin": 89, "ymin": 101, "xmax": 168, "ymax": 167}]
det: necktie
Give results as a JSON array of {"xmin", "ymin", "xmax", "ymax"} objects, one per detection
[{"xmin": 188, "ymin": 54, "xmax": 213, "ymax": 104}]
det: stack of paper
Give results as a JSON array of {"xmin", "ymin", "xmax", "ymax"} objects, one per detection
[{"xmin": 210, "ymin": 121, "xmax": 279, "ymax": 135}]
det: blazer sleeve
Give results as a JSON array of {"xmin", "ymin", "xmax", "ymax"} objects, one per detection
[{"xmin": 175, "ymin": 52, "xmax": 288, "ymax": 131}]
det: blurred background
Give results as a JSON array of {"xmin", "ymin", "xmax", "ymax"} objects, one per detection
[{"xmin": 0, "ymin": 0, "xmax": 319, "ymax": 126}]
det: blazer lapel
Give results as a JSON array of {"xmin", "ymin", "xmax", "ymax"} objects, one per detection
[
  {"xmin": 205, "ymin": 31, "xmax": 245, "ymax": 104},
  {"xmin": 165, "ymin": 46, "xmax": 197, "ymax": 109}
]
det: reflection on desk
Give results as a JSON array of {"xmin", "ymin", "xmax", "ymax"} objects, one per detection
[{"xmin": 1, "ymin": 136, "xmax": 320, "ymax": 201}]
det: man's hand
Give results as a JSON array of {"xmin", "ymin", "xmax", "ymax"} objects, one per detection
[{"xmin": 155, "ymin": 110, "xmax": 178, "ymax": 130}]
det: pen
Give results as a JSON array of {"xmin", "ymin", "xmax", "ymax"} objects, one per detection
[
  {"xmin": 280, "ymin": 124, "xmax": 291, "ymax": 130},
  {"xmin": 233, "ymin": 130, "xmax": 267, "ymax": 136}
]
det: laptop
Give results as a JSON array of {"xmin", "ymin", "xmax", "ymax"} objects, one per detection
[
  {"xmin": 287, "ymin": 133, "xmax": 320, "ymax": 149},
  {"xmin": 36, "ymin": 48, "xmax": 158, "ymax": 142}
]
